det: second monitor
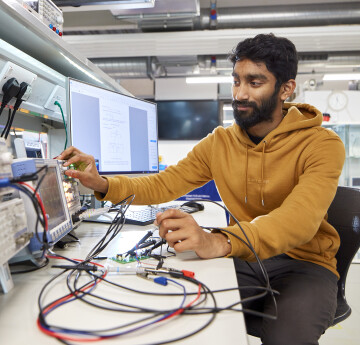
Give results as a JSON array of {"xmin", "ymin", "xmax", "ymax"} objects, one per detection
[{"xmin": 68, "ymin": 78, "xmax": 159, "ymax": 176}]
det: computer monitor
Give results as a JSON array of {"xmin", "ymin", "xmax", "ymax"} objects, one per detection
[
  {"xmin": 68, "ymin": 78, "xmax": 159, "ymax": 175},
  {"xmin": 156, "ymin": 100, "xmax": 220, "ymax": 140}
]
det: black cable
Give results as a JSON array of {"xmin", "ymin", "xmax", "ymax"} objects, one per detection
[
  {"xmin": 12, "ymin": 165, "xmax": 49, "ymax": 247},
  {"xmin": 66, "ymin": 232, "xmax": 80, "ymax": 241},
  {"xmin": 0, "ymin": 77, "xmax": 20, "ymax": 118},
  {"xmin": 69, "ymin": 270, "xmax": 208, "ymax": 315},
  {"xmin": 1, "ymin": 108, "xmax": 11, "ymax": 138},
  {"xmin": 40, "ymin": 266, "xmax": 217, "ymax": 345},
  {"xmin": 3, "ymin": 82, "xmax": 30, "ymax": 139},
  {"xmin": 37, "ymin": 194, "xmax": 278, "ymax": 344},
  {"xmin": 139, "ymin": 275, "xmax": 217, "ymax": 345},
  {"xmin": 13, "ymin": 183, "xmax": 45, "ymax": 244},
  {"xmin": 32, "ymin": 165, "xmax": 49, "ymax": 246},
  {"xmin": 33, "ymin": 165, "xmax": 49, "ymax": 195},
  {"xmin": 10, "ymin": 257, "xmax": 49, "ymax": 274},
  {"xmin": 51, "ymin": 263, "xmax": 276, "ymax": 322},
  {"xmin": 85, "ymin": 195, "xmax": 134, "ymax": 261},
  {"xmin": 186, "ymin": 198, "xmax": 278, "ymax": 318}
]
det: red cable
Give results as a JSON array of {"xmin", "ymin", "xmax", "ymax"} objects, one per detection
[
  {"xmin": 161, "ymin": 283, "xmax": 202, "ymax": 321},
  {"xmin": 40, "ymin": 256, "xmax": 106, "ymax": 317},
  {"xmin": 18, "ymin": 181, "xmax": 48, "ymax": 232},
  {"xmin": 37, "ymin": 320, "xmax": 104, "ymax": 342},
  {"xmin": 38, "ymin": 267, "xmax": 199, "ymax": 342}
]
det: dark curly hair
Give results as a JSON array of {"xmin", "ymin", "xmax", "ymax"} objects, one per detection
[{"xmin": 229, "ymin": 33, "xmax": 298, "ymax": 89}]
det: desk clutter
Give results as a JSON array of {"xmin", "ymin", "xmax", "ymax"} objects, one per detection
[
  {"xmin": 5, "ymin": 196, "xmax": 253, "ymax": 344},
  {"xmin": 0, "ymin": 152, "xmax": 266, "ymax": 344}
]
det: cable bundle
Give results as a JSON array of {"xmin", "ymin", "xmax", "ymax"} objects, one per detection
[{"xmin": 35, "ymin": 197, "xmax": 279, "ymax": 345}]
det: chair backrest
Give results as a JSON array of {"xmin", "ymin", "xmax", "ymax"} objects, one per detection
[{"xmin": 327, "ymin": 186, "xmax": 360, "ymax": 323}]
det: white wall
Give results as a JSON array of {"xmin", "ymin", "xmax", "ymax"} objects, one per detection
[
  {"xmin": 119, "ymin": 78, "xmax": 154, "ymax": 99},
  {"xmin": 155, "ymin": 78, "xmax": 218, "ymax": 100},
  {"xmin": 158, "ymin": 140, "xmax": 198, "ymax": 166},
  {"xmin": 303, "ymin": 90, "xmax": 360, "ymax": 124}
]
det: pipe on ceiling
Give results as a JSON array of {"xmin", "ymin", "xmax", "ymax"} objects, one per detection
[
  {"xmin": 138, "ymin": 2, "xmax": 360, "ymax": 31},
  {"xmin": 91, "ymin": 57, "xmax": 151, "ymax": 78},
  {"xmin": 92, "ymin": 54, "xmax": 360, "ymax": 80}
]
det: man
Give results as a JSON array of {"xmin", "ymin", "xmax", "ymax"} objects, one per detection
[{"xmin": 58, "ymin": 34, "xmax": 345, "ymax": 345}]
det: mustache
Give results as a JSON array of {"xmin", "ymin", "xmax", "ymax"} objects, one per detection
[{"xmin": 232, "ymin": 100, "xmax": 257, "ymax": 109}]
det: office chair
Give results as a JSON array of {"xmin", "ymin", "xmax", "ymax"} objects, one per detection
[
  {"xmin": 327, "ymin": 186, "xmax": 360, "ymax": 325},
  {"xmin": 247, "ymin": 186, "xmax": 359, "ymax": 341}
]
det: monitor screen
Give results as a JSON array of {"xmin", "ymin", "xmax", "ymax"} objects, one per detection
[
  {"xmin": 11, "ymin": 158, "xmax": 73, "ymax": 254},
  {"xmin": 37, "ymin": 166, "xmax": 67, "ymax": 231},
  {"xmin": 68, "ymin": 78, "xmax": 159, "ymax": 175},
  {"xmin": 156, "ymin": 100, "xmax": 220, "ymax": 140}
]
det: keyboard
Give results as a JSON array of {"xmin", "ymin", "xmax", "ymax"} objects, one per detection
[
  {"xmin": 85, "ymin": 204, "xmax": 202, "ymax": 226},
  {"xmin": 124, "ymin": 204, "xmax": 199, "ymax": 226}
]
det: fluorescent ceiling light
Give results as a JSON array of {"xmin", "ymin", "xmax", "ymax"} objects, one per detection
[
  {"xmin": 107, "ymin": 0, "xmax": 155, "ymax": 9},
  {"xmin": 60, "ymin": 0, "xmax": 155, "ymax": 12},
  {"xmin": 186, "ymin": 76, "xmax": 232, "ymax": 84},
  {"xmin": 60, "ymin": 53, "xmax": 103, "ymax": 84},
  {"xmin": 323, "ymin": 73, "xmax": 360, "ymax": 81}
]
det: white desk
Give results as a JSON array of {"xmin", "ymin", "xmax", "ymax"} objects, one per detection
[{"xmin": 0, "ymin": 202, "xmax": 249, "ymax": 345}]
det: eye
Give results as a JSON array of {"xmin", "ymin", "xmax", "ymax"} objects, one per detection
[
  {"xmin": 232, "ymin": 80, "xmax": 240, "ymax": 86},
  {"xmin": 250, "ymin": 81, "xmax": 261, "ymax": 87}
]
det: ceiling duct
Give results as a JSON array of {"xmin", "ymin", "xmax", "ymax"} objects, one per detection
[
  {"xmin": 91, "ymin": 57, "xmax": 152, "ymax": 78},
  {"xmin": 91, "ymin": 53, "xmax": 360, "ymax": 80},
  {"xmin": 136, "ymin": 2, "xmax": 360, "ymax": 31},
  {"xmin": 55, "ymin": 0, "xmax": 154, "ymax": 7},
  {"xmin": 91, "ymin": 56, "xmax": 224, "ymax": 79}
]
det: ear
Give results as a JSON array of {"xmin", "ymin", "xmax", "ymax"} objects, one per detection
[{"xmin": 279, "ymin": 79, "xmax": 296, "ymax": 101}]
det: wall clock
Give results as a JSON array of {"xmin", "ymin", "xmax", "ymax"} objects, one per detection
[{"xmin": 327, "ymin": 91, "xmax": 348, "ymax": 111}]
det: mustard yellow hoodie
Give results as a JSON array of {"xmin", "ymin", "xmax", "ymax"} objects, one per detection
[{"xmin": 97, "ymin": 103, "xmax": 345, "ymax": 277}]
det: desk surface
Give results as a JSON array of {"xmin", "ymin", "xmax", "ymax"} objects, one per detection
[{"xmin": 0, "ymin": 202, "xmax": 249, "ymax": 345}]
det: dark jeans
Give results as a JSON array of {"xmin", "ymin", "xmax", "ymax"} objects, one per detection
[{"xmin": 234, "ymin": 254, "xmax": 338, "ymax": 345}]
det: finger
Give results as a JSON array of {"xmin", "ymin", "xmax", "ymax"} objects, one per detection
[
  {"xmin": 63, "ymin": 153, "xmax": 93, "ymax": 167},
  {"xmin": 166, "ymin": 239, "xmax": 177, "ymax": 249},
  {"xmin": 57, "ymin": 146, "xmax": 80, "ymax": 160},
  {"xmin": 64, "ymin": 169, "xmax": 86, "ymax": 179},
  {"xmin": 156, "ymin": 208, "xmax": 187, "ymax": 226},
  {"xmin": 153, "ymin": 212, "xmax": 162, "ymax": 226},
  {"xmin": 158, "ymin": 217, "xmax": 185, "ymax": 238},
  {"xmin": 165, "ymin": 226, "xmax": 192, "ymax": 244},
  {"xmin": 173, "ymin": 240, "xmax": 193, "ymax": 253}
]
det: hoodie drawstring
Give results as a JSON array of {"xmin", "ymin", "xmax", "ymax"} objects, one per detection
[
  {"xmin": 261, "ymin": 140, "xmax": 266, "ymax": 207},
  {"xmin": 244, "ymin": 145, "xmax": 248, "ymax": 204},
  {"xmin": 244, "ymin": 140, "xmax": 266, "ymax": 207}
]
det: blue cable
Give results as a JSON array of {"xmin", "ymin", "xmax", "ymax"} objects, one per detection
[
  {"xmin": 40, "ymin": 277, "xmax": 188, "ymax": 338},
  {"xmin": 0, "ymin": 178, "xmax": 11, "ymax": 187}
]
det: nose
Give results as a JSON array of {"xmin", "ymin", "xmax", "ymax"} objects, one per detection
[{"xmin": 233, "ymin": 84, "xmax": 249, "ymax": 102}]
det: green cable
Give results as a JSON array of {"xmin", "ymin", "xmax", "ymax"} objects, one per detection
[{"xmin": 54, "ymin": 100, "xmax": 67, "ymax": 151}]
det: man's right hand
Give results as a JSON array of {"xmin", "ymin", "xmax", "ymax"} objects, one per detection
[{"xmin": 56, "ymin": 146, "xmax": 109, "ymax": 195}]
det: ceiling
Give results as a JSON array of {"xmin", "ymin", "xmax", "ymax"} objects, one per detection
[{"xmin": 55, "ymin": 0, "xmax": 360, "ymax": 98}]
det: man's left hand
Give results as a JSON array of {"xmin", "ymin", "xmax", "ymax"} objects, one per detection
[{"xmin": 154, "ymin": 209, "xmax": 231, "ymax": 259}]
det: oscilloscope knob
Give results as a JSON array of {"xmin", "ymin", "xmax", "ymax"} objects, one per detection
[{"xmin": 56, "ymin": 15, "xmax": 64, "ymax": 25}]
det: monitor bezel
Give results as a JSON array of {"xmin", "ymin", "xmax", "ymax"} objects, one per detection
[{"xmin": 67, "ymin": 77, "xmax": 159, "ymax": 176}]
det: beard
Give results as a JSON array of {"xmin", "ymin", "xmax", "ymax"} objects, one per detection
[{"xmin": 232, "ymin": 88, "xmax": 279, "ymax": 130}]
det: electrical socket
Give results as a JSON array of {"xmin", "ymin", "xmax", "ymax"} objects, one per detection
[
  {"xmin": 0, "ymin": 61, "xmax": 37, "ymax": 94},
  {"xmin": 43, "ymin": 85, "xmax": 66, "ymax": 113}
]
